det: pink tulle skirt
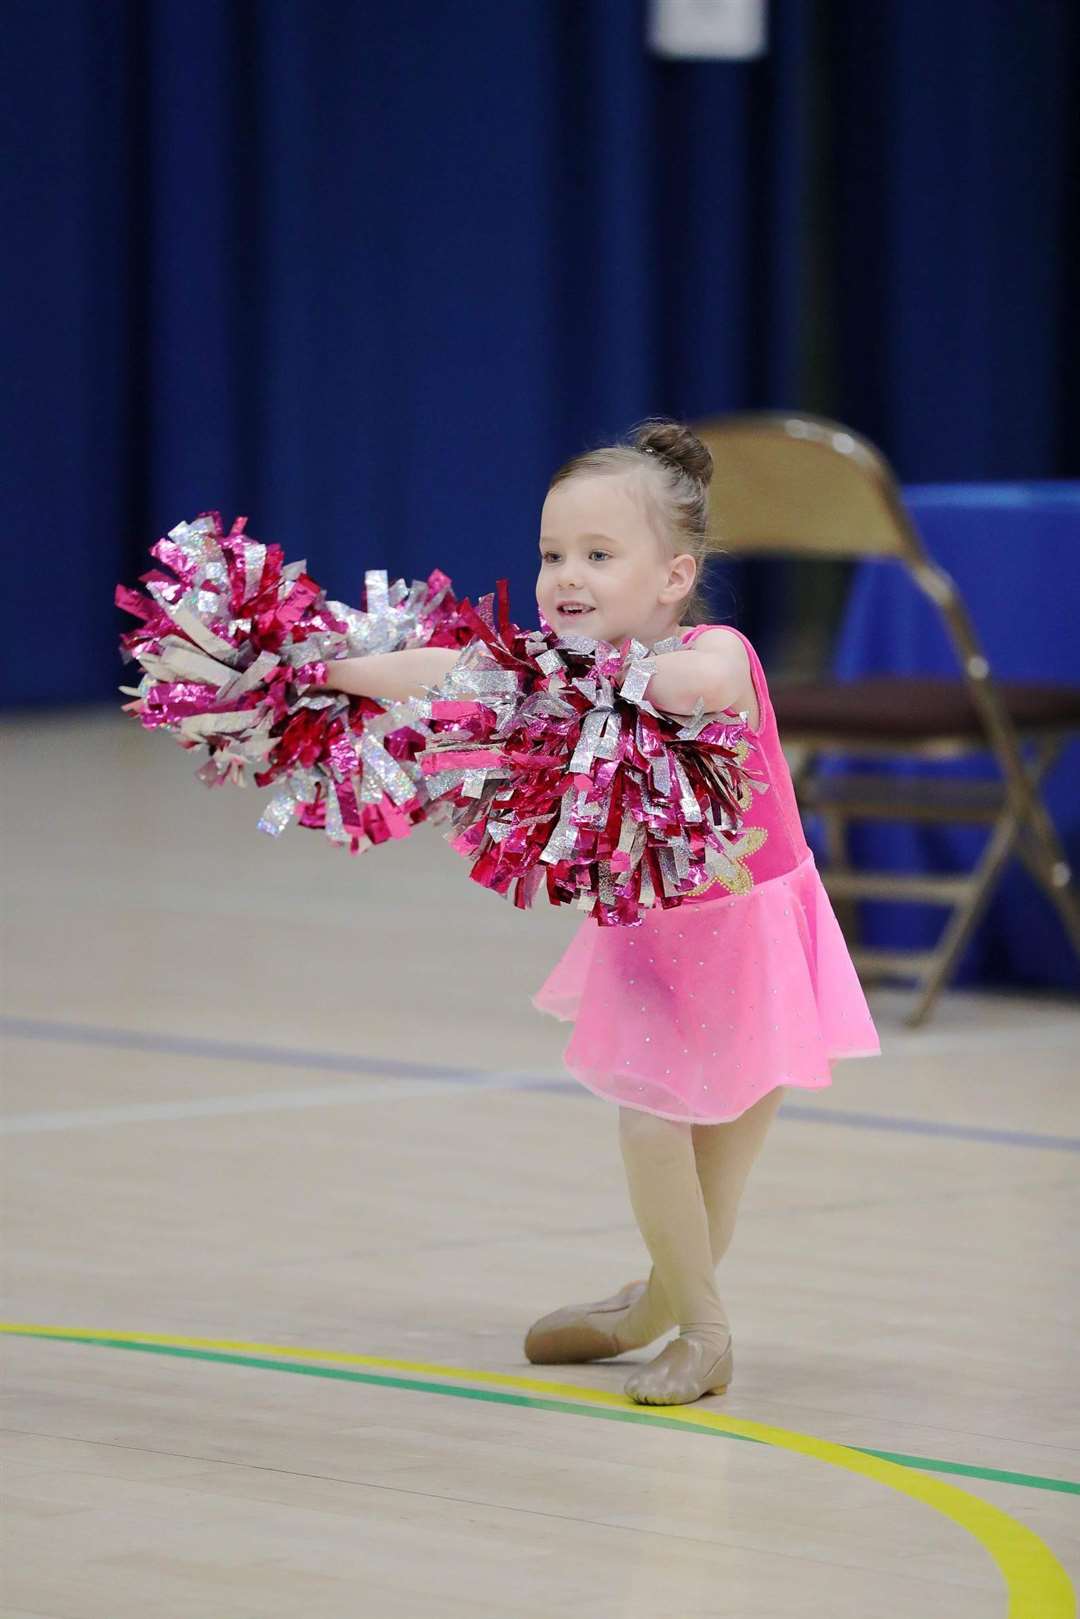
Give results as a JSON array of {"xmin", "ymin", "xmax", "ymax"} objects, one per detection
[{"xmin": 532, "ymin": 850, "xmax": 881, "ymax": 1123}]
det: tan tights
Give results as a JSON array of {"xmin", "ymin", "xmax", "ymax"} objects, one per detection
[{"xmin": 614, "ymin": 1086, "xmax": 785, "ymax": 1350}]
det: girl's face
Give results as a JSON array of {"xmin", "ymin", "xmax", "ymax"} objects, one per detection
[{"xmin": 536, "ymin": 472, "xmax": 696, "ymax": 648}]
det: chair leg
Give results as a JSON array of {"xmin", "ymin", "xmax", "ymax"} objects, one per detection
[
  {"xmin": 1015, "ymin": 826, "xmax": 1080, "ymax": 967},
  {"xmin": 907, "ymin": 807, "xmax": 1024, "ymax": 1027},
  {"xmin": 1005, "ymin": 737, "xmax": 1080, "ymax": 968},
  {"xmin": 910, "ymin": 735, "xmax": 1077, "ymax": 1023}
]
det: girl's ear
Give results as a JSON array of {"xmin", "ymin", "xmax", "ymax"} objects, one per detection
[{"xmin": 661, "ymin": 552, "xmax": 697, "ymax": 603}]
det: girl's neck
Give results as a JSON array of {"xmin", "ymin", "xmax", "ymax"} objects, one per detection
[{"xmin": 642, "ymin": 621, "xmax": 688, "ymax": 646}]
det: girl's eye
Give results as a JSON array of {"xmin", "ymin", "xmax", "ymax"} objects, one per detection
[{"xmin": 539, "ymin": 549, "xmax": 608, "ymax": 563}]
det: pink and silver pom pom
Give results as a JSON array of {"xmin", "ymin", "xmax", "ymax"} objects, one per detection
[
  {"xmin": 414, "ymin": 581, "xmax": 769, "ymax": 925},
  {"xmin": 116, "ymin": 510, "xmax": 472, "ymax": 853}
]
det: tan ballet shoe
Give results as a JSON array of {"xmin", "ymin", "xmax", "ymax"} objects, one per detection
[
  {"xmin": 523, "ymin": 1279, "xmax": 649, "ymax": 1364},
  {"xmin": 623, "ymin": 1329, "xmax": 734, "ymax": 1406}
]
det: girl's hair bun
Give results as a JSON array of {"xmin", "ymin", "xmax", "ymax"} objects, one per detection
[{"xmin": 630, "ymin": 418, "xmax": 714, "ymax": 488}]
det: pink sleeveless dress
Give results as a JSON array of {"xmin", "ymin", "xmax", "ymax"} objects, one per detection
[{"xmin": 531, "ymin": 624, "xmax": 881, "ymax": 1122}]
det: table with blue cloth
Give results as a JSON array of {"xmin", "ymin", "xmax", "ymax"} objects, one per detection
[{"xmin": 807, "ymin": 483, "xmax": 1080, "ymax": 993}]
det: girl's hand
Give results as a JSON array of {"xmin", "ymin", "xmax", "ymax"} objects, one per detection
[{"xmin": 121, "ymin": 697, "xmax": 145, "ymax": 717}]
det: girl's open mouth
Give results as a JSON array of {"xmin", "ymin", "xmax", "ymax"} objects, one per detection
[{"xmin": 558, "ymin": 605, "xmax": 594, "ymax": 617}]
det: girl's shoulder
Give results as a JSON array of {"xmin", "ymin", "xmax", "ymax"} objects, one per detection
[
  {"xmin": 680, "ymin": 622, "xmax": 751, "ymax": 652},
  {"xmin": 679, "ymin": 622, "xmax": 760, "ymax": 677},
  {"xmin": 678, "ymin": 623, "xmax": 765, "ymax": 733}
]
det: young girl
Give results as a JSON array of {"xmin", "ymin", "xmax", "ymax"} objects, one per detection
[{"xmin": 324, "ymin": 418, "xmax": 881, "ymax": 1408}]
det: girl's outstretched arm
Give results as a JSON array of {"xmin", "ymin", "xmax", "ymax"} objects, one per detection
[
  {"xmin": 323, "ymin": 647, "xmax": 465, "ymax": 703},
  {"xmin": 641, "ymin": 640, "xmax": 749, "ymax": 718}
]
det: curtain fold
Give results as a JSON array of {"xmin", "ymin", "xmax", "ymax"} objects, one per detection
[{"xmin": 4, "ymin": 0, "xmax": 1075, "ymax": 707}]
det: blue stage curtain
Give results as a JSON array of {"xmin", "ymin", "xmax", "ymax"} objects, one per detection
[{"xmin": 3, "ymin": 0, "xmax": 1077, "ymax": 709}]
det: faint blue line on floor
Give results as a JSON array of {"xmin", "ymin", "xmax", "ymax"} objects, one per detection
[
  {"xmin": 772, "ymin": 1102, "xmax": 1080, "ymax": 1152},
  {"xmin": 2, "ymin": 1015, "xmax": 1078, "ymax": 1151},
  {"xmin": 0, "ymin": 1015, "xmax": 486, "ymax": 1083}
]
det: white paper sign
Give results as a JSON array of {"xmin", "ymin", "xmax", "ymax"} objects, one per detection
[{"xmin": 647, "ymin": 0, "xmax": 768, "ymax": 60}]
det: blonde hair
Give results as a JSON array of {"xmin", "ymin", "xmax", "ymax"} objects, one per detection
[{"xmin": 546, "ymin": 416, "xmax": 723, "ymax": 625}]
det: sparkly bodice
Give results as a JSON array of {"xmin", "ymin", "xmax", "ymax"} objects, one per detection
[{"xmin": 677, "ymin": 624, "xmax": 810, "ymax": 899}]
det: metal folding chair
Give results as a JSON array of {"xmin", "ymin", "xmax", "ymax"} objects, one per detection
[{"xmin": 690, "ymin": 411, "xmax": 1080, "ymax": 1025}]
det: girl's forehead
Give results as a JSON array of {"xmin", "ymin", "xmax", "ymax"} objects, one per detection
[{"xmin": 542, "ymin": 471, "xmax": 649, "ymax": 531}]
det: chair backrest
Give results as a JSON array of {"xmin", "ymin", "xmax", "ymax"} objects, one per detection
[
  {"xmin": 691, "ymin": 412, "xmax": 927, "ymax": 563},
  {"xmin": 692, "ymin": 413, "xmax": 1049, "ymax": 805}
]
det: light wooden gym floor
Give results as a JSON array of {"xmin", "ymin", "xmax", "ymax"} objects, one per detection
[{"xmin": 2, "ymin": 706, "xmax": 1078, "ymax": 1618}]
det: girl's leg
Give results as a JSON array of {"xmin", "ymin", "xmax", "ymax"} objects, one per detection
[
  {"xmin": 615, "ymin": 1106, "xmax": 731, "ymax": 1402},
  {"xmin": 523, "ymin": 1086, "xmax": 785, "ymax": 1369},
  {"xmin": 694, "ymin": 1084, "xmax": 785, "ymax": 1261},
  {"xmin": 614, "ymin": 1086, "xmax": 785, "ymax": 1350}
]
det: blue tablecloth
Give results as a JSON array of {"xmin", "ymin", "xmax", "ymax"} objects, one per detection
[{"xmin": 809, "ymin": 483, "xmax": 1080, "ymax": 991}]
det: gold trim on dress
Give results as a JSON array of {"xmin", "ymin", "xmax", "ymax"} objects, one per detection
[{"xmin": 683, "ymin": 825, "xmax": 769, "ymax": 898}]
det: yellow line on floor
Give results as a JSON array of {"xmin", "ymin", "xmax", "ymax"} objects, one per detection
[{"xmin": 2, "ymin": 1321, "xmax": 1073, "ymax": 1618}]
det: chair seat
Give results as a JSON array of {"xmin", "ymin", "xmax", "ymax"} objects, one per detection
[{"xmin": 773, "ymin": 676, "xmax": 1080, "ymax": 739}]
